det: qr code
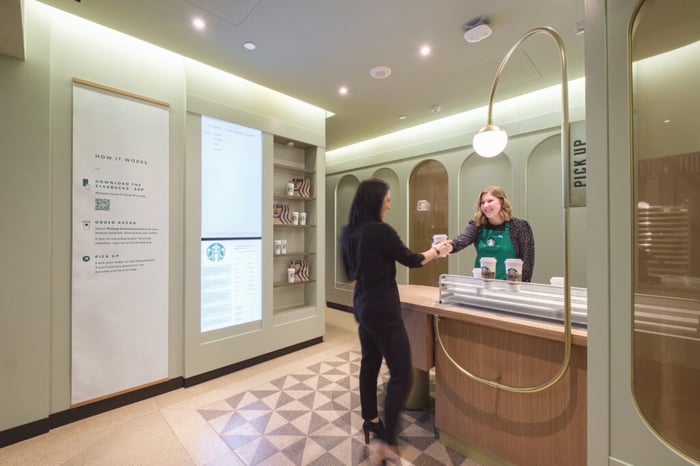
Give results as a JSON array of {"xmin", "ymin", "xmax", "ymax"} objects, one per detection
[{"xmin": 95, "ymin": 198, "xmax": 110, "ymax": 211}]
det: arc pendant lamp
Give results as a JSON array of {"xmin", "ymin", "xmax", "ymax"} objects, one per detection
[{"xmin": 438, "ymin": 26, "xmax": 573, "ymax": 393}]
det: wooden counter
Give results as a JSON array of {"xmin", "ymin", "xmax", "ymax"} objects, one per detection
[{"xmin": 399, "ymin": 284, "xmax": 587, "ymax": 466}]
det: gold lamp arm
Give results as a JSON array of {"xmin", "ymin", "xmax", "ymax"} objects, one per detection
[{"xmin": 440, "ymin": 26, "xmax": 572, "ymax": 394}]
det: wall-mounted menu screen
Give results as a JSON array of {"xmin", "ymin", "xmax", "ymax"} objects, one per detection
[
  {"xmin": 201, "ymin": 116, "xmax": 262, "ymax": 238},
  {"xmin": 201, "ymin": 116, "xmax": 262, "ymax": 332}
]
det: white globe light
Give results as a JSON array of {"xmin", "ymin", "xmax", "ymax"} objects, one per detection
[{"xmin": 472, "ymin": 124, "xmax": 508, "ymax": 157}]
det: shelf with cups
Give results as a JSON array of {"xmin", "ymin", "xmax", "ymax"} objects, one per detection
[
  {"xmin": 272, "ymin": 136, "xmax": 320, "ymax": 316},
  {"xmin": 273, "ymin": 279, "xmax": 317, "ymax": 288},
  {"xmin": 274, "ymin": 251, "xmax": 317, "ymax": 258},
  {"xmin": 273, "ymin": 163, "xmax": 314, "ymax": 176},
  {"xmin": 273, "ymin": 195, "xmax": 316, "ymax": 201}
]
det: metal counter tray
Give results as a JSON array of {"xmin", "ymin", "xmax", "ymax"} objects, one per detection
[{"xmin": 437, "ymin": 274, "xmax": 588, "ymax": 327}]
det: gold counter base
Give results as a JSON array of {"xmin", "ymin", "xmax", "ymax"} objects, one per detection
[{"xmin": 404, "ymin": 368, "xmax": 429, "ymax": 410}]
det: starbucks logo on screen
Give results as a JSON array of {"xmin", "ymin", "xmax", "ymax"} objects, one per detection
[{"xmin": 206, "ymin": 243, "xmax": 225, "ymax": 262}]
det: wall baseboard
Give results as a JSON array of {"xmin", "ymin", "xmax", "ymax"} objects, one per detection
[
  {"xmin": 0, "ymin": 337, "xmax": 324, "ymax": 448},
  {"xmin": 183, "ymin": 337, "xmax": 323, "ymax": 387},
  {"xmin": 326, "ymin": 301, "xmax": 353, "ymax": 313}
]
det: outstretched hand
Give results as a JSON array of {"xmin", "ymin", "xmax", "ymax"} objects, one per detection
[{"xmin": 434, "ymin": 240, "xmax": 453, "ymax": 257}]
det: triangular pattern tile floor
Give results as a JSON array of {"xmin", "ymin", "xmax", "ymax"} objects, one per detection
[{"xmin": 200, "ymin": 349, "xmax": 480, "ymax": 465}]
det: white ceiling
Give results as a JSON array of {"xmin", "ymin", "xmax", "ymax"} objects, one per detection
[{"xmin": 4, "ymin": 0, "xmax": 587, "ymax": 150}]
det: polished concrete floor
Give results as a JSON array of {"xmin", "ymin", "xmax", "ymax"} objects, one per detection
[{"xmin": 0, "ymin": 309, "xmax": 480, "ymax": 465}]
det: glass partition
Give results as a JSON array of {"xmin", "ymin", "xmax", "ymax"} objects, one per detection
[{"xmin": 632, "ymin": 0, "xmax": 700, "ymax": 460}]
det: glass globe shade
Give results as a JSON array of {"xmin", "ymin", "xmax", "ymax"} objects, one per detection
[{"xmin": 472, "ymin": 124, "xmax": 508, "ymax": 158}]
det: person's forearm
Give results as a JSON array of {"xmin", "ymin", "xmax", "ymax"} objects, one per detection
[{"xmin": 420, "ymin": 245, "xmax": 441, "ymax": 265}]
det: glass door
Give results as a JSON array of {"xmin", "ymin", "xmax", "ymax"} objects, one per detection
[{"xmin": 600, "ymin": 0, "xmax": 700, "ymax": 464}]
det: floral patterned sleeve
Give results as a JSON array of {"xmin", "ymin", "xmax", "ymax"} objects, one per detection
[
  {"xmin": 450, "ymin": 220, "xmax": 479, "ymax": 254},
  {"xmin": 511, "ymin": 218, "xmax": 535, "ymax": 282}
]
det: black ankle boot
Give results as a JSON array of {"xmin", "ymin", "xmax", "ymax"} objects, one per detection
[{"xmin": 362, "ymin": 419, "xmax": 385, "ymax": 444}]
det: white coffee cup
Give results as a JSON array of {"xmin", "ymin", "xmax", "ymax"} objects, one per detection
[
  {"xmin": 286, "ymin": 182, "xmax": 295, "ymax": 196},
  {"xmin": 291, "ymin": 211, "xmax": 299, "ymax": 225},
  {"xmin": 505, "ymin": 258, "xmax": 523, "ymax": 291},
  {"xmin": 550, "ymin": 276, "xmax": 564, "ymax": 286},
  {"xmin": 287, "ymin": 267, "xmax": 296, "ymax": 283},
  {"xmin": 299, "ymin": 212, "xmax": 307, "ymax": 226},
  {"xmin": 472, "ymin": 267, "xmax": 482, "ymax": 278},
  {"xmin": 479, "ymin": 257, "xmax": 497, "ymax": 279},
  {"xmin": 505, "ymin": 258, "xmax": 523, "ymax": 282},
  {"xmin": 432, "ymin": 234, "xmax": 447, "ymax": 245},
  {"xmin": 280, "ymin": 239, "xmax": 287, "ymax": 255},
  {"xmin": 274, "ymin": 240, "xmax": 282, "ymax": 255}
]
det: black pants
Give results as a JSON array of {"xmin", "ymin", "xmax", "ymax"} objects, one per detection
[{"xmin": 354, "ymin": 284, "xmax": 413, "ymax": 444}]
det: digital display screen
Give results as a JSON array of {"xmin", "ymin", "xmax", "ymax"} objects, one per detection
[{"xmin": 200, "ymin": 116, "xmax": 262, "ymax": 332}]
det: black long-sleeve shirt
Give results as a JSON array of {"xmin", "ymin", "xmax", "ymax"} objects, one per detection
[{"xmin": 340, "ymin": 221, "xmax": 424, "ymax": 289}]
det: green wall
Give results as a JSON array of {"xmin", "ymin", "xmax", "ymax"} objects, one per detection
[{"xmin": 0, "ymin": 1, "xmax": 326, "ymax": 434}]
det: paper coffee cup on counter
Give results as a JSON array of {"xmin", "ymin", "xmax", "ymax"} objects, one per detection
[
  {"xmin": 472, "ymin": 267, "xmax": 482, "ymax": 279},
  {"xmin": 505, "ymin": 258, "xmax": 523, "ymax": 282},
  {"xmin": 505, "ymin": 258, "xmax": 523, "ymax": 291},
  {"xmin": 550, "ymin": 277, "xmax": 564, "ymax": 286},
  {"xmin": 479, "ymin": 257, "xmax": 496, "ymax": 279}
]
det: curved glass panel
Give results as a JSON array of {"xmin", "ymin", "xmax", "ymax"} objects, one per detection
[
  {"xmin": 632, "ymin": 0, "xmax": 700, "ymax": 460},
  {"xmin": 408, "ymin": 160, "xmax": 448, "ymax": 285}
]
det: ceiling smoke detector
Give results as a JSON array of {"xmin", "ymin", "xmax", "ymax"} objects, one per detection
[
  {"xmin": 369, "ymin": 66, "xmax": 392, "ymax": 79},
  {"xmin": 463, "ymin": 16, "xmax": 492, "ymax": 43}
]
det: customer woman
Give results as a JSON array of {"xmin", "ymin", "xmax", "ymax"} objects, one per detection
[
  {"xmin": 339, "ymin": 178, "xmax": 451, "ymax": 462},
  {"xmin": 449, "ymin": 185, "xmax": 535, "ymax": 281}
]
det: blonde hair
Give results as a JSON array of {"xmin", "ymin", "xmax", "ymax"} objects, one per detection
[{"xmin": 474, "ymin": 186, "xmax": 513, "ymax": 225}]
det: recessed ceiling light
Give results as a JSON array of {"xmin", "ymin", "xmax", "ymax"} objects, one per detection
[
  {"xmin": 398, "ymin": 115, "xmax": 407, "ymax": 120},
  {"xmin": 339, "ymin": 86, "xmax": 349, "ymax": 96},
  {"xmin": 663, "ymin": 119, "xmax": 671, "ymax": 123},
  {"xmin": 192, "ymin": 17, "xmax": 206, "ymax": 30},
  {"xmin": 369, "ymin": 66, "xmax": 392, "ymax": 79},
  {"xmin": 419, "ymin": 45, "xmax": 431, "ymax": 57},
  {"xmin": 243, "ymin": 42, "xmax": 256, "ymax": 50}
]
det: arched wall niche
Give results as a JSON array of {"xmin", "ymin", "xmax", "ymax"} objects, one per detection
[
  {"xmin": 372, "ymin": 168, "xmax": 401, "ymax": 236},
  {"xmin": 333, "ymin": 175, "xmax": 360, "ymax": 288},
  {"xmin": 455, "ymin": 152, "xmax": 512, "ymax": 276},
  {"xmin": 408, "ymin": 160, "xmax": 448, "ymax": 285}
]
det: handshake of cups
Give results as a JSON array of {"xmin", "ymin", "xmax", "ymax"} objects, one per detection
[{"xmin": 432, "ymin": 234, "xmax": 453, "ymax": 258}]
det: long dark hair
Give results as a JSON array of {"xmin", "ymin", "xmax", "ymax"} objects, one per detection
[{"xmin": 347, "ymin": 178, "xmax": 389, "ymax": 227}]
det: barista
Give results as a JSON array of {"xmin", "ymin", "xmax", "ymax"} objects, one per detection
[{"xmin": 448, "ymin": 186, "xmax": 535, "ymax": 281}]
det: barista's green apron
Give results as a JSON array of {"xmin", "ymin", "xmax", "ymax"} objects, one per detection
[{"xmin": 474, "ymin": 221, "xmax": 516, "ymax": 280}]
